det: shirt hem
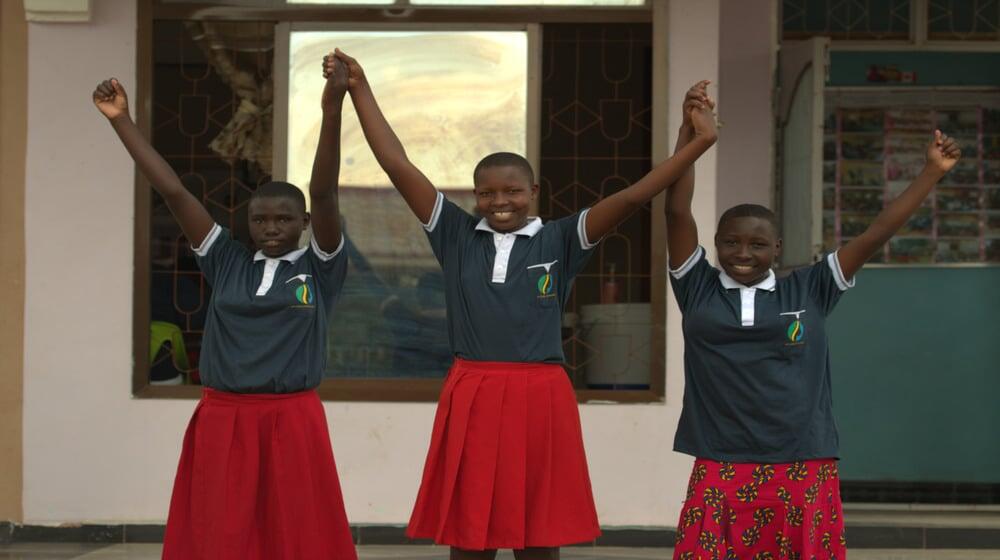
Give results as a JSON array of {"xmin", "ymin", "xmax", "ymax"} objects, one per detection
[
  {"xmin": 191, "ymin": 223, "xmax": 222, "ymax": 256},
  {"xmin": 673, "ymin": 444, "xmax": 841, "ymax": 464},
  {"xmin": 422, "ymin": 190, "xmax": 444, "ymax": 232},
  {"xmin": 669, "ymin": 246, "xmax": 704, "ymax": 279}
]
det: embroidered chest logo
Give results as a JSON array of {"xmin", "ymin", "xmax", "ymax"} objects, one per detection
[
  {"xmin": 286, "ymin": 274, "xmax": 315, "ymax": 306},
  {"xmin": 527, "ymin": 260, "xmax": 558, "ymax": 299},
  {"xmin": 780, "ymin": 309, "xmax": 806, "ymax": 346}
]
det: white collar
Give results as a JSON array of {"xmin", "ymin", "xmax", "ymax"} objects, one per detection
[
  {"xmin": 475, "ymin": 217, "xmax": 544, "ymax": 237},
  {"xmin": 253, "ymin": 246, "xmax": 309, "ymax": 263},
  {"xmin": 719, "ymin": 268, "xmax": 777, "ymax": 291}
]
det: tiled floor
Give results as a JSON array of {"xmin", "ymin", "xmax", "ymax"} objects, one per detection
[{"xmin": 1, "ymin": 544, "xmax": 1000, "ymax": 559}]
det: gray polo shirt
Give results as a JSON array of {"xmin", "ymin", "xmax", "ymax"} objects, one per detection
[
  {"xmin": 192, "ymin": 224, "xmax": 347, "ymax": 393},
  {"xmin": 424, "ymin": 191, "xmax": 596, "ymax": 363},
  {"xmin": 669, "ymin": 246, "xmax": 855, "ymax": 463}
]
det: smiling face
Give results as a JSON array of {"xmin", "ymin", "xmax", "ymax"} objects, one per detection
[
  {"xmin": 473, "ymin": 164, "xmax": 538, "ymax": 233},
  {"xmin": 247, "ymin": 196, "xmax": 309, "ymax": 257},
  {"xmin": 714, "ymin": 216, "xmax": 782, "ymax": 286}
]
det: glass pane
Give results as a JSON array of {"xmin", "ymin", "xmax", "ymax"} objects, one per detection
[
  {"xmin": 150, "ymin": 20, "xmax": 277, "ymax": 387},
  {"xmin": 783, "ymin": 0, "xmax": 911, "ymax": 40},
  {"xmin": 290, "ymin": 0, "xmax": 394, "ymax": 4},
  {"xmin": 826, "ymin": 104, "xmax": 996, "ymax": 265},
  {"xmin": 412, "ymin": 0, "xmax": 645, "ymax": 4},
  {"xmin": 288, "ymin": 30, "xmax": 527, "ymax": 190},
  {"xmin": 928, "ymin": 0, "xmax": 1000, "ymax": 40},
  {"xmin": 287, "ymin": 30, "xmax": 528, "ymax": 378},
  {"xmin": 540, "ymin": 23, "xmax": 653, "ymax": 390},
  {"xmin": 936, "ymin": 239, "xmax": 981, "ymax": 263},
  {"xmin": 293, "ymin": 0, "xmax": 645, "ymax": 3},
  {"xmin": 889, "ymin": 238, "xmax": 934, "ymax": 263}
]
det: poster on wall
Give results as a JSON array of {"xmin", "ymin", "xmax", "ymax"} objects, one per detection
[{"xmin": 824, "ymin": 104, "xmax": 1000, "ymax": 264}]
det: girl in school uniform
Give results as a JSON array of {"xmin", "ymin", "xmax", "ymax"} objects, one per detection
[
  {"xmin": 326, "ymin": 51, "xmax": 717, "ymax": 560},
  {"xmin": 665, "ymin": 81, "xmax": 961, "ymax": 559},
  {"xmin": 92, "ymin": 55, "xmax": 357, "ymax": 560}
]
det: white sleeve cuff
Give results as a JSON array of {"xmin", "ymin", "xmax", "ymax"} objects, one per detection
[
  {"xmin": 577, "ymin": 208, "xmax": 599, "ymax": 250},
  {"xmin": 422, "ymin": 191, "xmax": 445, "ymax": 232},
  {"xmin": 191, "ymin": 223, "xmax": 222, "ymax": 257},
  {"xmin": 669, "ymin": 246, "xmax": 704, "ymax": 279},
  {"xmin": 828, "ymin": 251, "xmax": 856, "ymax": 291},
  {"xmin": 311, "ymin": 233, "xmax": 345, "ymax": 262}
]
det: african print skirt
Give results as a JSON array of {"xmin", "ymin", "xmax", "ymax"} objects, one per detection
[
  {"xmin": 407, "ymin": 358, "xmax": 601, "ymax": 550},
  {"xmin": 673, "ymin": 458, "xmax": 845, "ymax": 560}
]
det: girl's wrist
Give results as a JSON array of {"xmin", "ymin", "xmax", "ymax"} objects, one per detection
[
  {"xmin": 920, "ymin": 164, "xmax": 947, "ymax": 181},
  {"xmin": 109, "ymin": 112, "xmax": 133, "ymax": 126},
  {"xmin": 348, "ymin": 79, "xmax": 369, "ymax": 95}
]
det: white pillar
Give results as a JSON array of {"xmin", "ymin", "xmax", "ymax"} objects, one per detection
[{"xmin": 717, "ymin": 0, "xmax": 778, "ymax": 215}]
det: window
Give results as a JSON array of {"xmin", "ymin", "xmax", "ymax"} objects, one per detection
[
  {"xmin": 289, "ymin": 0, "xmax": 645, "ymax": 5},
  {"xmin": 138, "ymin": 1, "xmax": 661, "ymax": 401},
  {"xmin": 782, "ymin": 0, "xmax": 912, "ymax": 40},
  {"xmin": 782, "ymin": 0, "xmax": 1000, "ymax": 42},
  {"xmin": 281, "ymin": 27, "xmax": 531, "ymax": 379},
  {"xmin": 928, "ymin": 0, "xmax": 1000, "ymax": 41}
]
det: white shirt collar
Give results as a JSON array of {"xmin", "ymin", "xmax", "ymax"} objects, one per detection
[
  {"xmin": 475, "ymin": 217, "xmax": 544, "ymax": 237},
  {"xmin": 253, "ymin": 246, "xmax": 309, "ymax": 263},
  {"xmin": 718, "ymin": 268, "xmax": 777, "ymax": 291}
]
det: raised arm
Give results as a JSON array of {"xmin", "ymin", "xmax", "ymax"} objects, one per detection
[
  {"xmin": 585, "ymin": 81, "xmax": 717, "ymax": 249},
  {"xmin": 837, "ymin": 130, "xmax": 961, "ymax": 280},
  {"xmin": 310, "ymin": 54, "xmax": 348, "ymax": 252},
  {"xmin": 664, "ymin": 81, "xmax": 712, "ymax": 268},
  {"xmin": 330, "ymin": 49, "xmax": 438, "ymax": 224},
  {"xmin": 93, "ymin": 78, "xmax": 214, "ymax": 246}
]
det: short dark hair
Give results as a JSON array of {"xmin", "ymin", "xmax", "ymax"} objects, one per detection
[
  {"xmin": 250, "ymin": 181, "xmax": 306, "ymax": 213},
  {"xmin": 472, "ymin": 152, "xmax": 535, "ymax": 185},
  {"xmin": 718, "ymin": 204, "xmax": 779, "ymax": 234}
]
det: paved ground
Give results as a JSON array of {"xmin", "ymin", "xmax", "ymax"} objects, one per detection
[{"xmin": 1, "ymin": 544, "xmax": 1000, "ymax": 559}]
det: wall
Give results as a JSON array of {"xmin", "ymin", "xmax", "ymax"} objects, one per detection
[
  {"xmin": 0, "ymin": 0, "xmax": 28, "ymax": 524},
  {"xmin": 21, "ymin": 0, "xmax": 721, "ymax": 527},
  {"xmin": 717, "ymin": 0, "xmax": 776, "ymax": 215},
  {"xmin": 823, "ymin": 50, "xmax": 1000, "ymax": 484},
  {"xmin": 831, "ymin": 267, "xmax": 1000, "ymax": 483}
]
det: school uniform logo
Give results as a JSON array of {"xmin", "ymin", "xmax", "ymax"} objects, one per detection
[
  {"xmin": 527, "ymin": 260, "xmax": 558, "ymax": 299},
  {"xmin": 780, "ymin": 310, "xmax": 806, "ymax": 346},
  {"xmin": 286, "ymin": 274, "xmax": 315, "ymax": 306}
]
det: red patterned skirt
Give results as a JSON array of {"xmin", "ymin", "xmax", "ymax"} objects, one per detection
[
  {"xmin": 407, "ymin": 358, "xmax": 601, "ymax": 550},
  {"xmin": 162, "ymin": 388, "xmax": 356, "ymax": 560},
  {"xmin": 673, "ymin": 458, "xmax": 845, "ymax": 560}
]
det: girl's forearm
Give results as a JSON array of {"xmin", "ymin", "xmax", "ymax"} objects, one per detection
[
  {"xmin": 665, "ymin": 125, "xmax": 696, "ymax": 218},
  {"xmin": 865, "ymin": 166, "xmax": 943, "ymax": 244},
  {"xmin": 108, "ymin": 114, "xmax": 186, "ymax": 198},
  {"xmin": 349, "ymin": 82, "xmax": 411, "ymax": 173},
  {"xmin": 310, "ymin": 107, "xmax": 344, "ymax": 200}
]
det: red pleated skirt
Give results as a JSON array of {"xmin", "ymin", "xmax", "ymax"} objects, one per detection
[
  {"xmin": 162, "ymin": 388, "xmax": 357, "ymax": 560},
  {"xmin": 673, "ymin": 458, "xmax": 845, "ymax": 560},
  {"xmin": 407, "ymin": 358, "xmax": 601, "ymax": 550}
]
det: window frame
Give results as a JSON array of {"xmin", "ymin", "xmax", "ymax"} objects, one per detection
[
  {"xmin": 781, "ymin": 0, "xmax": 1000, "ymax": 48},
  {"xmin": 135, "ymin": 0, "xmax": 665, "ymax": 403}
]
